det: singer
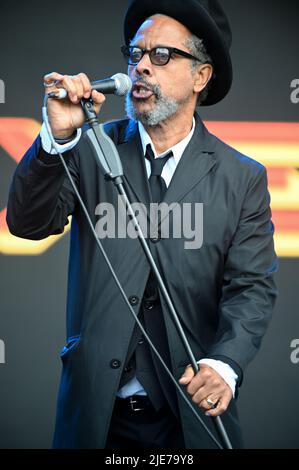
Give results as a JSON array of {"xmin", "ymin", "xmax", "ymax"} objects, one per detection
[{"xmin": 6, "ymin": 0, "xmax": 277, "ymax": 449}]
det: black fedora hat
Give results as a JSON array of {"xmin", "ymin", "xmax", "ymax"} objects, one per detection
[{"xmin": 124, "ymin": 0, "xmax": 233, "ymax": 106}]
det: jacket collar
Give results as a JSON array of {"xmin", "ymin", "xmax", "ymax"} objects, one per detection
[{"xmin": 117, "ymin": 113, "xmax": 217, "ymax": 205}]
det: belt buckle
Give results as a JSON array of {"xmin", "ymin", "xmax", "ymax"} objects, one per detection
[{"xmin": 129, "ymin": 396, "xmax": 145, "ymax": 412}]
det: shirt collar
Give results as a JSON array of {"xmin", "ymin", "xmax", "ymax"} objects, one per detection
[{"xmin": 138, "ymin": 117, "xmax": 196, "ymax": 166}]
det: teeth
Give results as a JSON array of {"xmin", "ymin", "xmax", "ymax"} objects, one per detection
[
  {"xmin": 133, "ymin": 84, "xmax": 152, "ymax": 97},
  {"xmin": 135, "ymin": 85, "xmax": 150, "ymax": 91},
  {"xmin": 140, "ymin": 87, "xmax": 151, "ymax": 95}
]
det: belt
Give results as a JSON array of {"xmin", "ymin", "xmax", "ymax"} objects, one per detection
[{"xmin": 115, "ymin": 395, "xmax": 154, "ymax": 412}]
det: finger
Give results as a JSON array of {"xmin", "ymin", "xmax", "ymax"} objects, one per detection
[
  {"xmin": 186, "ymin": 364, "xmax": 220, "ymax": 395},
  {"xmin": 78, "ymin": 72, "xmax": 92, "ymax": 98},
  {"xmin": 205, "ymin": 391, "xmax": 232, "ymax": 417},
  {"xmin": 71, "ymin": 75, "xmax": 85, "ymax": 102},
  {"xmin": 43, "ymin": 72, "xmax": 65, "ymax": 92},
  {"xmin": 43, "ymin": 71, "xmax": 65, "ymax": 85},
  {"xmin": 179, "ymin": 365, "xmax": 195, "ymax": 385},
  {"xmin": 92, "ymin": 90, "xmax": 106, "ymax": 104},
  {"xmin": 60, "ymin": 75, "xmax": 79, "ymax": 103},
  {"xmin": 191, "ymin": 374, "xmax": 231, "ymax": 406},
  {"xmin": 199, "ymin": 395, "xmax": 220, "ymax": 411},
  {"xmin": 91, "ymin": 90, "xmax": 106, "ymax": 113},
  {"xmin": 191, "ymin": 383, "xmax": 223, "ymax": 406}
]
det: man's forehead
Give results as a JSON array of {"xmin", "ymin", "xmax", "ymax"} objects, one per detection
[{"xmin": 132, "ymin": 14, "xmax": 191, "ymax": 44}]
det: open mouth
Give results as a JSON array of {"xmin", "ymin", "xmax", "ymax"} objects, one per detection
[{"xmin": 132, "ymin": 82, "xmax": 154, "ymax": 100}]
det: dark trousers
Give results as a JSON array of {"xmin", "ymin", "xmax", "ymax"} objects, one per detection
[{"xmin": 105, "ymin": 396, "xmax": 185, "ymax": 449}]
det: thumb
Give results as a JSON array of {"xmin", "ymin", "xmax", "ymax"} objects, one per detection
[
  {"xmin": 179, "ymin": 365, "xmax": 195, "ymax": 385},
  {"xmin": 92, "ymin": 90, "xmax": 106, "ymax": 114}
]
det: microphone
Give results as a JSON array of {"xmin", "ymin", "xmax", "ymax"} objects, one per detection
[{"xmin": 49, "ymin": 73, "xmax": 132, "ymax": 99}]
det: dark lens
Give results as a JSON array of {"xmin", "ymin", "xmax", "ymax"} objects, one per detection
[
  {"xmin": 151, "ymin": 47, "xmax": 170, "ymax": 65},
  {"xmin": 129, "ymin": 47, "xmax": 143, "ymax": 64}
]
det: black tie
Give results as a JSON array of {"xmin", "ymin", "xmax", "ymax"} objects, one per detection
[{"xmin": 145, "ymin": 144, "xmax": 173, "ymax": 203}]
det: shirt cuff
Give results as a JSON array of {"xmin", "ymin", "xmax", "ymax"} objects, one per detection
[
  {"xmin": 40, "ymin": 122, "xmax": 82, "ymax": 155},
  {"xmin": 198, "ymin": 358, "xmax": 238, "ymax": 398}
]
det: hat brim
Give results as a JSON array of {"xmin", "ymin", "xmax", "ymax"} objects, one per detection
[{"xmin": 124, "ymin": 0, "xmax": 232, "ymax": 106}]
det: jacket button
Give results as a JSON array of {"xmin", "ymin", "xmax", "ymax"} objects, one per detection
[
  {"xmin": 110, "ymin": 359, "xmax": 121, "ymax": 369},
  {"xmin": 138, "ymin": 338, "xmax": 144, "ymax": 345},
  {"xmin": 129, "ymin": 295, "xmax": 139, "ymax": 306}
]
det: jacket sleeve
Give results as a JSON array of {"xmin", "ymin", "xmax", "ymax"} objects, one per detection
[
  {"xmin": 207, "ymin": 166, "xmax": 278, "ymax": 376},
  {"xmin": 6, "ymin": 135, "xmax": 79, "ymax": 240}
]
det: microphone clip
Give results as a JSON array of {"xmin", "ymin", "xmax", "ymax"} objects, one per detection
[
  {"xmin": 81, "ymin": 98, "xmax": 124, "ymax": 182},
  {"xmin": 81, "ymin": 97, "xmax": 99, "ymax": 127}
]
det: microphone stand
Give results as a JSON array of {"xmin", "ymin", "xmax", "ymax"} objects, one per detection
[{"xmin": 81, "ymin": 98, "xmax": 233, "ymax": 450}]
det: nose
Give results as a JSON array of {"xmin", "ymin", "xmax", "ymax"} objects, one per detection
[{"xmin": 134, "ymin": 52, "xmax": 153, "ymax": 77}]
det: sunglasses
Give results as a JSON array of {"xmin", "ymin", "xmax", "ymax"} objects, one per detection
[{"xmin": 121, "ymin": 45, "xmax": 200, "ymax": 66}]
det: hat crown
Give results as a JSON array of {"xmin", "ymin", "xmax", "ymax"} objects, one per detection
[{"xmin": 199, "ymin": 0, "xmax": 232, "ymax": 48}]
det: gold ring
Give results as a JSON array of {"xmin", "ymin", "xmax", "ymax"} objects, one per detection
[{"xmin": 206, "ymin": 397, "xmax": 217, "ymax": 409}]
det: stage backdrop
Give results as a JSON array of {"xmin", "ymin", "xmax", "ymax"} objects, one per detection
[{"xmin": 0, "ymin": 0, "xmax": 298, "ymax": 448}]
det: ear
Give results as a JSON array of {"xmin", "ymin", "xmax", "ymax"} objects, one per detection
[{"xmin": 193, "ymin": 63, "xmax": 213, "ymax": 94}]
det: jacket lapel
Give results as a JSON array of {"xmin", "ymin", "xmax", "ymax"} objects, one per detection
[
  {"xmin": 163, "ymin": 114, "xmax": 217, "ymax": 205},
  {"xmin": 117, "ymin": 120, "xmax": 151, "ymax": 204}
]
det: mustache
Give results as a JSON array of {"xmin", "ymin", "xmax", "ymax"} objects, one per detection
[{"xmin": 131, "ymin": 77, "xmax": 162, "ymax": 98}]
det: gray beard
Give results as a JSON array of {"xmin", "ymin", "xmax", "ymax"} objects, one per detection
[{"xmin": 125, "ymin": 85, "xmax": 179, "ymax": 127}]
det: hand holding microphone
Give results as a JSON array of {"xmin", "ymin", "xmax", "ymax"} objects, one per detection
[{"xmin": 43, "ymin": 72, "xmax": 132, "ymax": 140}]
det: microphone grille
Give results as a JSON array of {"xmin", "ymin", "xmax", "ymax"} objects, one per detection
[{"xmin": 111, "ymin": 73, "xmax": 132, "ymax": 96}]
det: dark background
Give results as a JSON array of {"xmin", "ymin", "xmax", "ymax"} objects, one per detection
[{"xmin": 0, "ymin": 0, "xmax": 298, "ymax": 449}]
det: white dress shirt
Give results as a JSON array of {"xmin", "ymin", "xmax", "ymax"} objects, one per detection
[
  {"xmin": 40, "ymin": 119, "xmax": 238, "ymax": 397},
  {"xmin": 40, "ymin": 122, "xmax": 82, "ymax": 154}
]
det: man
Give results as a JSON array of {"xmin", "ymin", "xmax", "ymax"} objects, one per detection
[{"xmin": 6, "ymin": 0, "xmax": 277, "ymax": 449}]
